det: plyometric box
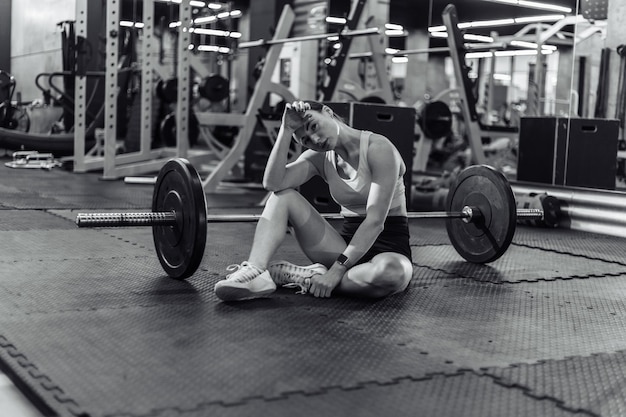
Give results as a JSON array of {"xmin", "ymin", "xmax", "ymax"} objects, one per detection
[
  {"xmin": 517, "ymin": 117, "xmax": 619, "ymax": 190},
  {"xmin": 300, "ymin": 102, "xmax": 416, "ymax": 212}
]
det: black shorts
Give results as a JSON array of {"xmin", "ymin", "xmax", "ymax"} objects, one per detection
[{"xmin": 340, "ymin": 216, "xmax": 412, "ymax": 265}]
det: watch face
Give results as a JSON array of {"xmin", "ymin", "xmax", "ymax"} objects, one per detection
[{"xmin": 337, "ymin": 254, "xmax": 348, "ymax": 265}]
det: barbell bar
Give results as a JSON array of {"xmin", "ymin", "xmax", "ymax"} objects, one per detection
[
  {"xmin": 76, "ymin": 206, "xmax": 542, "ymax": 227},
  {"xmin": 238, "ymin": 27, "xmax": 380, "ymax": 49},
  {"xmin": 74, "ymin": 159, "xmax": 545, "ymax": 280}
]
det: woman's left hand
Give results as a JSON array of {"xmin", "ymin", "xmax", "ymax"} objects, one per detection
[{"xmin": 309, "ymin": 266, "xmax": 345, "ymax": 298}]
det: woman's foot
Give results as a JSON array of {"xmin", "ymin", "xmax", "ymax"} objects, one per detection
[{"xmin": 214, "ymin": 262, "xmax": 276, "ymax": 301}]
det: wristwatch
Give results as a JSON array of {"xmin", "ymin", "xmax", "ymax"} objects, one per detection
[{"xmin": 336, "ymin": 254, "xmax": 349, "ymax": 267}]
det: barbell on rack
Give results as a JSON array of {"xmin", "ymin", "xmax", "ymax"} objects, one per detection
[{"xmin": 75, "ymin": 159, "xmax": 546, "ymax": 280}]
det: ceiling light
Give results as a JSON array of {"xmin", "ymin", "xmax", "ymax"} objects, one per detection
[
  {"xmin": 429, "ymin": 32, "xmax": 494, "ymax": 43},
  {"xmin": 514, "ymin": 14, "xmax": 565, "ymax": 24},
  {"xmin": 464, "ymin": 18, "xmax": 516, "ymax": 29},
  {"xmin": 190, "ymin": 1, "xmax": 205, "ymax": 7},
  {"xmin": 430, "ymin": 31, "xmax": 447, "ymax": 38},
  {"xmin": 385, "ymin": 23, "xmax": 404, "ymax": 31},
  {"xmin": 483, "ymin": 0, "xmax": 572, "ymax": 13},
  {"xmin": 466, "ymin": 49, "xmax": 555, "ymax": 58},
  {"xmin": 194, "ymin": 16, "xmax": 217, "ymax": 24},
  {"xmin": 429, "ymin": 14, "xmax": 568, "ymax": 33},
  {"xmin": 464, "ymin": 34, "xmax": 494, "ymax": 42},
  {"xmin": 385, "ymin": 29, "xmax": 406, "ymax": 37},
  {"xmin": 493, "ymin": 73, "xmax": 512, "ymax": 81},
  {"xmin": 192, "ymin": 28, "xmax": 241, "ymax": 38},
  {"xmin": 197, "ymin": 45, "xmax": 231, "ymax": 53},
  {"xmin": 392, "ymin": 56, "xmax": 408, "ymax": 64},
  {"xmin": 326, "ymin": 16, "xmax": 347, "ymax": 24}
]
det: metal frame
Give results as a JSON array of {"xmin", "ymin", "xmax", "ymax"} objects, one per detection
[
  {"xmin": 72, "ymin": 0, "xmax": 212, "ymax": 178},
  {"xmin": 199, "ymin": 5, "xmax": 297, "ymax": 192}
]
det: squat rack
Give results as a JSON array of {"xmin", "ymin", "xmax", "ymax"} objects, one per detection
[{"xmin": 73, "ymin": 0, "xmax": 214, "ymax": 178}]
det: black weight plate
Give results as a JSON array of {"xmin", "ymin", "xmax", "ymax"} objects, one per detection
[
  {"xmin": 152, "ymin": 158, "xmax": 207, "ymax": 279},
  {"xmin": 420, "ymin": 100, "xmax": 452, "ymax": 139},
  {"xmin": 199, "ymin": 74, "xmax": 229, "ymax": 102},
  {"xmin": 445, "ymin": 165, "xmax": 516, "ymax": 263}
]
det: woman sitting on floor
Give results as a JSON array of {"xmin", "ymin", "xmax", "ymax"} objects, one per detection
[{"xmin": 214, "ymin": 100, "xmax": 413, "ymax": 301}]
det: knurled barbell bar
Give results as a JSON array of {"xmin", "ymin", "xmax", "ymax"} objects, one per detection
[{"xmin": 75, "ymin": 159, "xmax": 545, "ymax": 280}]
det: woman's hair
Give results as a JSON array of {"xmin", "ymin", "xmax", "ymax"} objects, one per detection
[{"xmin": 303, "ymin": 100, "xmax": 347, "ymax": 124}]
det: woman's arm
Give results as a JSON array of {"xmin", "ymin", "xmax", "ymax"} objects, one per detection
[
  {"xmin": 263, "ymin": 104, "xmax": 321, "ymax": 192},
  {"xmin": 336, "ymin": 135, "xmax": 402, "ymax": 267},
  {"xmin": 309, "ymin": 135, "xmax": 403, "ymax": 297}
]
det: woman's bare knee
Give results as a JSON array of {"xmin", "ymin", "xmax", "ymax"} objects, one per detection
[{"xmin": 340, "ymin": 254, "xmax": 412, "ymax": 297}]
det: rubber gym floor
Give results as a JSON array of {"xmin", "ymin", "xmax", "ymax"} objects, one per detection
[{"xmin": 2, "ymin": 157, "xmax": 626, "ymax": 417}]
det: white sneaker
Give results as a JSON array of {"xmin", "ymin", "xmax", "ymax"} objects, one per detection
[
  {"xmin": 267, "ymin": 261, "xmax": 328, "ymax": 294},
  {"xmin": 214, "ymin": 262, "xmax": 277, "ymax": 301}
]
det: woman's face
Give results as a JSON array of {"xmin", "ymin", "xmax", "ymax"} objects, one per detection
[{"xmin": 293, "ymin": 108, "xmax": 339, "ymax": 152}]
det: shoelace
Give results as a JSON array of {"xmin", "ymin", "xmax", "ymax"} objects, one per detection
[
  {"xmin": 283, "ymin": 279, "xmax": 311, "ymax": 295},
  {"xmin": 225, "ymin": 262, "xmax": 261, "ymax": 283}
]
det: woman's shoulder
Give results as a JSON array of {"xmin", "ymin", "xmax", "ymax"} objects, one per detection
[
  {"xmin": 366, "ymin": 132, "xmax": 400, "ymax": 157},
  {"xmin": 364, "ymin": 132, "xmax": 405, "ymax": 172}
]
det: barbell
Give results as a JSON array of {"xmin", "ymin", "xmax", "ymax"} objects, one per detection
[{"xmin": 75, "ymin": 158, "xmax": 545, "ymax": 279}]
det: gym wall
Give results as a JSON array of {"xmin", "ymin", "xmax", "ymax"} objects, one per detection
[{"xmin": 10, "ymin": 0, "xmax": 76, "ymax": 101}]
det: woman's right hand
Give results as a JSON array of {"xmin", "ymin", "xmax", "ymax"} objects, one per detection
[{"xmin": 282, "ymin": 100, "xmax": 310, "ymax": 131}]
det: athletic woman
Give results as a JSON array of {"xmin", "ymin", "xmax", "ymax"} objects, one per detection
[{"xmin": 214, "ymin": 100, "xmax": 413, "ymax": 301}]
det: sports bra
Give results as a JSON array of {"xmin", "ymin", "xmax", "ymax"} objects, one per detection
[{"xmin": 322, "ymin": 130, "xmax": 406, "ymax": 217}]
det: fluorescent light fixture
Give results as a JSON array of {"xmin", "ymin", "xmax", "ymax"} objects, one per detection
[
  {"xmin": 483, "ymin": 0, "xmax": 572, "ymax": 13},
  {"xmin": 429, "ymin": 14, "xmax": 567, "ymax": 32},
  {"xmin": 208, "ymin": 3, "xmax": 222, "ymax": 9},
  {"xmin": 514, "ymin": 14, "xmax": 565, "ymax": 23},
  {"xmin": 385, "ymin": 23, "xmax": 404, "ymax": 31},
  {"xmin": 464, "ymin": 34, "xmax": 494, "ymax": 42},
  {"xmin": 192, "ymin": 28, "xmax": 241, "ymax": 38},
  {"xmin": 193, "ymin": 9, "xmax": 241, "ymax": 25},
  {"xmin": 326, "ymin": 16, "xmax": 347, "ymax": 24},
  {"xmin": 169, "ymin": 21, "xmax": 182, "ymax": 28},
  {"xmin": 385, "ymin": 29, "xmax": 406, "ymax": 36},
  {"xmin": 466, "ymin": 51, "xmax": 494, "ymax": 59},
  {"xmin": 495, "ymin": 49, "xmax": 554, "ymax": 56},
  {"xmin": 120, "ymin": 21, "xmax": 145, "ymax": 29},
  {"xmin": 327, "ymin": 35, "xmax": 339, "ymax": 41},
  {"xmin": 392, "ymin": 56, "xmax": 409, "ymax": 63},
  {"xmin": 385, "ymin": 47, "xmax": 400, "ymax": 54},
  {"xmin": 197, "ymin": 45, "xmax": 231, "ymax": 53},
  {"xmin": 429, "ymin": 32, "xmax": 494, "ymax": 43},
  {"xmin": 194, "ymin": 16, "xmax": 217, "ymax": 24},
  {"xmin": 493, "ymin": 73, "xmax": 512, "ymax": 81},
  {"xmin": 430, "ymin": 31, "xmax": 447, "ymax": 38},
  {"xmin": 466, "ymin": 49, "xmax": 554, "ymax": 58},
  {"xmin": 465, "ymin": 18, "xmax": 516, "ymax": 28},
  {"xmin": 190, "ymin": 1, "xmax": 205, "ymax": 7},
  {"xmin": 510, "ymin": 40, "xmax": 558, "ymax": 50}
]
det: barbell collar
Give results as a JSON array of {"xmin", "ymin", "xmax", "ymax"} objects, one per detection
[
  {"xmin": 238, "ymin": 27, "xmax": 380, "ymax": 49},
  {"xmin": 76, "ymin": 207, "xmax": 544, "ymax": 228}
]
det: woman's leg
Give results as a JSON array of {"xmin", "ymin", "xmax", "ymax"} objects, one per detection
[
  {"xmin": 248, "ymin": 189, "xmax": 347, "ymax": 269},
  {"xmin": 336, "ymin": 253, "xmax": 413, "ymax": 298}
]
